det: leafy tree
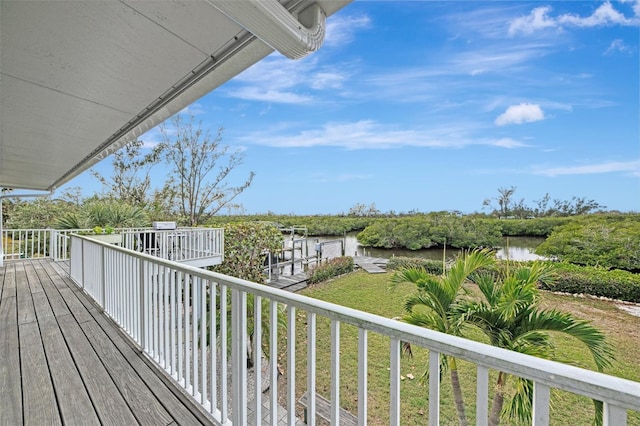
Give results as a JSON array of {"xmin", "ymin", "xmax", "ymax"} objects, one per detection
[
  {"xmin": 391, "ymin": 249, "xmax": 497, "ymax": 426},
  {"xmin": 5, "ymin": 196, "xmax": 78, "ymax": 229},
  {"xmin": 157, "ymin": 114, "xmax": 254, "ymax": 226},
  {"xmin": 457, "ymin": 262, "xmax": 614, "ymax": 425},
  {"xmin": 213, "ymin": 222, "xmax": 283, "ymax": 283},
  {"xmin": 484, "ymin": 186, "xmax": 517, "ymax": 217},
  {"xmin": 347, "ymin": 202, "xmax": 380, "ymax": 217},
  {"xmin": 91, "ymin": 139, "xmax": 161, "ymax": 206},
  {"xmin": 57, "ymin": 200, "xmax": 149, "ymax": 229},
  {"xmin": 211, "ymin": 222, "xmax": 285, "ymax": 367}
]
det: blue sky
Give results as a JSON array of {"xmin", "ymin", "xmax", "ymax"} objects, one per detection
[{"xmin": 67, "ymin": 1, "xmax": 640, "ymax": 215}]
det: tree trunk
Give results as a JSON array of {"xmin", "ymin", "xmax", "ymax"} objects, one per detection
[
  {"xmin": 488, "ymin": 372, "xmax": 507, "ymax": 426},
  {"xmin": 449, "ymin": 358, "xmax": 468, "ymax": 426}
]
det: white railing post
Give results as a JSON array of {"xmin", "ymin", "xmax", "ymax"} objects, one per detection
[
  {"xmin": 49, "ymin": 229, "xmax": 56, "ymax": 260},
  {"xmin": 429, "ymin": 351, "xmax": 440, "ymax": 426},
  {"xmin": 331, "ymin": 320, "xmax": 340, "ymax": 425},
  {"xmin": 390, "ymin": 338, "xmax": 400, "ymax": 426},
  {"xmin": 140, "ymin": 259, "xmax": 147, "ymax": 351},
  {"xmin": 604, "ymin": 403, "xmax": 627, "ymax": 426},
  {"xmin": 269, "ymin": 300, "xmax": 278, "ymax": 426},
  {"xmin": 287, "ymin": 305, "xmax": 296, "ymax": 425},
  {"xmin": 254, "ymin": 295, "xmax": 262, "ymax": 425},
  {"xmin": 307, "ymin": 312, "xmax": 317, "ymax": 425},
  {"xmin": 231, "ymin": 288, "xmax": 247, "ymax": 424},
  {"xmin": 532, "ymin": 382, "xmax": 550, "ymax": 425},
  {"xmin": 476, "ymin": 366, "xmax": 489, "ymax": 426},
  {"xmin": 358, "ymin": 328, "xmax": 368, "ymax": 426},
  {"xmin": 100, "ymin": 245, "xmax": 106, "ymax": 308}
]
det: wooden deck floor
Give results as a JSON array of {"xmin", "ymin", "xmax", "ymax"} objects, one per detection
[{"xmin": 0, "ymin": 258, "xmax": 215, "ymax": 426}]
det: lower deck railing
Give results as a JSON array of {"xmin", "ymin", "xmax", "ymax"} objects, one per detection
[{"xmin": 69, "ymin": 235, "xmax": 640, "ymax": 425}]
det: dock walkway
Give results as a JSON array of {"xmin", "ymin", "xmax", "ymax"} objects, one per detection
[{"xmin": 353, "ymin": 256, "xmax": 388, "ymax": 273}]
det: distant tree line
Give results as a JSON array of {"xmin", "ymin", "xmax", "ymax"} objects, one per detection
[{"xmin": 482, "ymin": 186, "xmax": 606, "ymax": 218}]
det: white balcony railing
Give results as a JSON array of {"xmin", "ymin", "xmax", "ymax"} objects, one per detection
[
  {"xmin": 119, "ymin": 228, "xmax": 224, "ymax": 267},
  {"xmin": 0, "ymin": 228, "xmax": 90, "ymax": 262},
  {"xmin": 68, "ymin": 234, "xmax": 640, "ymax": 425},
  {"xmin": 2, "ymin": 227, "xmax": 223, "ymax": 267}
]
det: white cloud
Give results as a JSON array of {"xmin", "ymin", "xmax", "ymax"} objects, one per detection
[
  {"xmin": 534, "ymin": 160, "xmax": 640, "ymax": 176},
  {"xmin": 325, "ymin": 14, "xmax": 371, "ymax": 46},
  {"xmin": 237, "ymin": 120, "xmax": 529, "ymax": 150},
  {"xmin": 309, "ymin": 71, "xmax": 347, "ymax": 90},
  {"xmin": 228, "ymin": 87, "xmax": 313, "ymax": 104},
  {"xmin": 226, "ymin": 54, "xmax": 352, "ymax": 103},
  {"xmin": 559, "ymin": 2, "xmax": 637, "ymax": 27},
  {"xmin": 492, "ymin": 138, "xmax": 529, "ymax": 148},
  {"xmin": 509, "ymin": 2, "xmax": 640, "ymax": 36},
  {"xmin": 604, "ymin": 39, "xmax": 632, "ymax": 54},
  {"xmin": 508, "ymin": 6, "xmax": 558, "ymax": 36},
  {"xmin": 495, "ymin": 103, "xmax": 545, "ymax": 126}
]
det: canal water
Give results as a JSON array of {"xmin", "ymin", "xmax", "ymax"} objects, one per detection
[{"xmin": 309, "ymin": 233, "xmax": 546, "ymax": 262}]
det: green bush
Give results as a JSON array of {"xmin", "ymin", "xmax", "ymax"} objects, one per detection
[
  {"xmin": 386, "ymin": 256, "xmax": 444, "ymax": 275},
  {"xmin": 536, "ymin": 214, "xmax": 640, "ymax": 272},
  {"xmin": 496, "ymin": 217, "xmax": 571, "ymax": 237},
  {"xmin": 541, "ymin": 262, "xmax": 640, "ymax": 303},
  {"xmin": 308, "ymin": 256, "xmax": 355, "ymax": 284}
]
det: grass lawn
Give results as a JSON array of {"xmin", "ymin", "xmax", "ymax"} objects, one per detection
[{"xmin": 285, "ymin": 270, "xmax": 640, "ymax": 425}]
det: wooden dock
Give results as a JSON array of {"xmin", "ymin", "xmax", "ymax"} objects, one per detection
[
  {"xmin": 353, "ymin": 256, "xmax": 388, "ymax": 273},
  {"xmin": 0, "ymin": 259, "xmax": 212, "ymax": 425},
  {"xmin": 268, "ymin": 272, "xmax": 309, "ymax": 292}
]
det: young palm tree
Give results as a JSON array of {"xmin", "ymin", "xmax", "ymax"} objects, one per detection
[
  {"xmin": 457, "ymin": 262, "xmax": 614, "ymax": 426},
  {"xmin": 392, "ymin": 249, "xmax": 496, "ymax": 426}
]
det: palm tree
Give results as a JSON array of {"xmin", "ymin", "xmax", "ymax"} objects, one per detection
[
  {"xmin": 392, "ymin": 249, "xmax": 496, "ymax": 426},
  {"xmin": 457, "ymin": 262, "xmax": 614, "ymax": 426}
]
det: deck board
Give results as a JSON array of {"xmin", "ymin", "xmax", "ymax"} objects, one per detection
[
  {"xmin": 38, "ymin": 315, "xmax": 101, "ymax": 425},
  {"xmin": 20, "ymin": 321, "xmax": 62, "ymax": 425},
  {"xmin": 0, "ymin": 294, "xmax": 22, "ymax": 425},
  {"xmin": 0, "ymin": 259, "xmax": 212, "ymax": 426},
  {"xmin": 56, "ymin": 314, "xmax": 140, "ymax": 425}
]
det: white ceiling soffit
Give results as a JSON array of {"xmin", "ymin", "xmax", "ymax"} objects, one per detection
[{"xmin": 0, "ymin": 0, "xmax": 352, "ymax": 192}]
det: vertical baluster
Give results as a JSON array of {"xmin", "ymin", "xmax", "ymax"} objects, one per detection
[
  {"xmin": 220, "ymin": 285, "xmax": 228, "ymax": 421},
  {"xmin": 287, "ymin": 305, "xmax": 296, "ymax": 425},
  {"xmin": 200, "ymin": 278, "xmax": 207, "ymax": 404},
  {"xmin": 254, "ymin": 295, "xmax": 263, "ymax": 425},
  {"xmin": 532, "ymin": 382, "xmax": 550, "ymax": 426},
  {"xmin": 192, "ymin": 276, "xmax": 198, "ymax": 397},
  {"xmin": 269, "ymin": 300, "xmax": 278, "ymax": 425},
  {"xmin": 177, "ymin": 271, "xmax": 184, "ymax": 383},
  {"xmin": 331, "ymin": 320, "xmax": 340, "ymax": 425},
  {"xmin": 476, "ymin": 366, "xmax": 489, "ymax": 426},
  {"xmin": 133, "ymin": 257, "xmax": 140, "ymax": 343},
  {"xmin": 170, "ymin": 269, "xmax": 176, "ymax": 375},
  {"xmin": 358, "ymin": 328, "xmax": 368, "ymax": 426},
  {"xmin": 210, "ymin": 282, "xmax": 217, "ymax": 415},
  {"xmin": 307, "ymin": 313, "xmax": 317, "ymax": 426},
  {"xmin": 390, "ymin": 338, "xmax": 400, "ymax": 426},
  {"xmin": 154, "ymin": 264, "xmax": 160, "ymax": 361},
  {"xmin": 604, "ymin": 402, "xmax": 627, "ymax": 426},
  {"xmin": 164, "ymin": 266, "xmax": 170, "ymax": 368},
  {"xmin": 185, "ymin": 274, "xmax": 191, "ymax": 392},
  {"xmin": 429, "ymin": 351, "xmax": 440, "ymax": 426},
  {"xmin": 231, "ymin": 289, "xmax": 247, "ymax": 424}
]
